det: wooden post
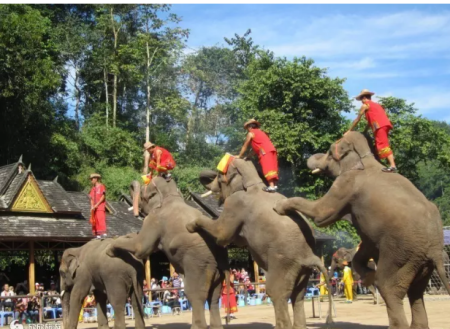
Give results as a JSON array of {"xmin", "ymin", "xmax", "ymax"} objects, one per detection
[
  {"xmin": 169, "ymin": 263, "xmax": 175, "ymax": 277},
  {"xmin": 145, "ymin": 257, "xmax": 152, "ymax": 302},
  {"xmin": 253, "ymin": 261, "xmax": 260, "ymax": 294},
  {"xmin": 29, "ymin": 241, "xmax": 35, "ymax": 294}
]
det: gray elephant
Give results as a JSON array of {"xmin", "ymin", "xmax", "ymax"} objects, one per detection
[
  {"xmin": 60, "ymin": 234, "xmax": 144, "ymax": 329},
  {"xmin": 274, "ymin": 131, "xmax": 450, "ymax": 329},
  {"xmin": 107, "ymin": 177, "xmax": 229, "ymax": 329},
  {"xmin": 186, "ymin": 159, "xmax": 333, "ymax": 329},
  {"xmin": 329, "ymin": 246, "xmax": 377, "ymax": 303}
]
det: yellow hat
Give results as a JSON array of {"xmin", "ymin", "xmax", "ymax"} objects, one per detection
[
  {"xmin": 90, "ymin": 173, "xmax": 101, "ymax": 179},
  {"xmin": 243, "ymin": 118, "xmax": 261, "ymax": 129},
  {"xmin": 342, "ymin": 261, "xmax": 349, "ymax": 266},
  {"xmin": 355, "ymin": 89, "xmax": 375, "ymax": 101}
]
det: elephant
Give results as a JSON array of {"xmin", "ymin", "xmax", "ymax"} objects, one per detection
[
  {"xmin": 427, "ymin": 251, "xmax": 450, "ymax": 294},
  {"xmin": 59, "ymin": 234, "xmax": 144, "ymax": 329},
  {"xmin": 329, "ymin": 246, "xmax": 377, "ymax": 303},
  {"xmin": 107, "ymin": 177, "xmax": 229, "ymax": 329},
  {"xmin": 274, "ymin": 131, "xmax": 450, "ymax": 329},
  {"xmin": 185, "ymin": 158, "xmax": 334, "ymax": 329}
]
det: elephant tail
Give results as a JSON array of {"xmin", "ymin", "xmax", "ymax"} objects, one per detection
[
  {"xmin": 314, "ymin": 261, "xmax": 334, "ymax": 325},
  {"xmin": 435, "ymin": 258, "xmax": 450, "ymax": 296}
]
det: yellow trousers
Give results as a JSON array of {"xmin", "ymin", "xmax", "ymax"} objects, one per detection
[
  {"xmin": 344, "ymin": 283, "xmax": 353, "ymax": 301},
  {"xmin": 319, "ymin": 285, "xmax": 328, "ymax": 302}
]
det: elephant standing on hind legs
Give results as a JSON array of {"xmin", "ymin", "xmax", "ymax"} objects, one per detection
[
  {"xmin": 107, "ymin": 177, "xmax": 229, "ymax": 329},
  {"xmin": 186, "ymin": 158, "xmax": 334, "ymax": 329},
  {"xmin": 275, "ymin": 131, "xmax": 450, "ymax": 329},
  {"xmin": 59, "ymin": 234, "xmax": 145, "ymax": 329}
]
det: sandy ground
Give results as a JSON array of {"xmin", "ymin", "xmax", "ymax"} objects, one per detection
[{"xmin": 74, "ymin": 296, "xmax": 450, "ymax": 329}]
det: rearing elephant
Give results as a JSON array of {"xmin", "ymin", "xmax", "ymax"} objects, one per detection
[
  {"xmin": 186, "ymin": 159, "xmax": 334, "ymax": 329},
  {"xmin": 107, "ymin": 177, "xmax": 229, "ymax": 329},
  {"xmin": 274, "ymin": 131, "xmax": 450, "ymax": 329}
]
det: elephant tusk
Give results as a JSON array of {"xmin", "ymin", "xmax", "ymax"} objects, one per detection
[
  {"xmin": 201, "ymin": 191, "xmax": 213, "ymax": 198},
  {"xmin": 60, "ymin": 290, "xmax": 65, "ymax": 298},
  {"xmin": 312, "ymin": 168, "xmax": 322, "ymax": 174},
  {"xmin": 128, "ymin": 206, "xmax": 134, "ymax": 211}
]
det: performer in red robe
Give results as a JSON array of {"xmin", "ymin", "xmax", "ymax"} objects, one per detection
[
  {"xmin": 143, "ymin": 142, "xmax": 177, "ymax": 181},
  {"xmin": 237, "ymin": 119, "xmax": 279, "ymax": 192},
  {"xmin": 89, "ymin": 173, "xmax": 107, "ymax": 239},
  {"xmin": 221, "ymin": 273, "xmax": 237, "ymax": 319},
  {"xmin": 345, "ymin": 89, "xmax": 397, "ymax": 173}
]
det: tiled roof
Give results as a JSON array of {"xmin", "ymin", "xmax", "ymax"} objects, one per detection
[
  {"xmin": 0, "ymin": 170, "xmax": 27, "ymax": 208},
  {"xmin": 0, "ymin": 163, "xmax": 16, "ymax": 194},
  {"xmin": 38, "ymin": 180, "xmax": 81, "ymax": 214},
  {"xmin": 189, "ymin": 191, "xmax": 335, "ymax": 242}
]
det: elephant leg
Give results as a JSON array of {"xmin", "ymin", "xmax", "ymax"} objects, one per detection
[
  {"xmin": 290, "ymin": 272, "xmax": 310, "ymax": 329},
  {"xmin": 67, "ymin": 282, "xmax": 91, "ymax": 329},
  {"xmin": 184, "ymin": 273, "xmax": 209, "ymax": 329},
  {"xmin": 94, "ymin": 290, "xmax": 109, "ymax": 329},
  {"xmin": 352, "ymin": 284, "xmax": 358, "ymax": 301},
  {"xmin": 376, "ymin": 260, "xmax": 413, "ymax": 329},
  {"xmin": 208, "ymin": 271, "xmax": 224, "ymax": 329},
  {"xmin": 266, "ymin": 272, "xmax": 292, "ymax": 329},
  {"xmin": 131, "ymin": 286, "xmax": 145, "ymax": 329},
  {"xmin": 408, "ymin": 266, "xmax": 433, "ymax": 329},
  {"xmin": 353, "ymin": 250, "xmax": 376, "ymax": 288}
]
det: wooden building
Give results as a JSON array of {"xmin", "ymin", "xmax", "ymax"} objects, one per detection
[{"xmin": 0, "ymin": 157, "xmax": 142, "ymax": 294}]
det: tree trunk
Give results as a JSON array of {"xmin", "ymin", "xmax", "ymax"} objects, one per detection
[
  {"xmin": 146, "ymin": 41, "xmax": 151, "ymax": 143},
  {"xmin": 104, "ymin": 67, "xmax": 109, "ymax": 128},
  {"xmin": 187, "ymin": 81, "xmax": 203, "ymax": 139},
  {"xmin": 110, "ymin": 7, "xmax": 119, "ymax": 128},
  {"xmin": 113, "ymin": 74, "xmax": 117, "ymax": 128}
]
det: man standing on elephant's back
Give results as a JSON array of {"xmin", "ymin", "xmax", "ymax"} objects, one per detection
[
  {"xmin": 345, "ymin": 89, "xmax": 397, "ymax": 173},
  {"xmin": 237, "ymin": 119, "xmax": 279, "ymax": 192}
]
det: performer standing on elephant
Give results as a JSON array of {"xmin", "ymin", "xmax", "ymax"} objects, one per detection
[
  {"xmin": 222, "ymin": 272, "xmax": 238, "ymax": 319},
  {"xmin": 143, "ymin": 142, "xmax": 176, "ymax": 181},
  {"xmin": 236, "ymin": 119, "xmax": 279, "ymax": 192},
  {"xmin": 345, "ymin": 89, "xmax": 397, "ymax": 173},
  {"xmin": 341, "ymin": 261, "xmax": 354, "ymax": 303},
  {"xmin": 89, "ymin": 173, "xmax": 107, "ymax": 239}
]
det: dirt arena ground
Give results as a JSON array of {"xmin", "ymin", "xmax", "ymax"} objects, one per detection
[{"xmin": 77, "ymin": 296, "xmax": 450, "ymax": 329}]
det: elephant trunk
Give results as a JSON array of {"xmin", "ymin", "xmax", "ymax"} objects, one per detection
[
  {"xmin": 62, "ymin": 289, "xmax": 70, "ymax": 329},
  {"xmin": 131, "ymin": 181, "xmax": 141, "ymax": 217}
]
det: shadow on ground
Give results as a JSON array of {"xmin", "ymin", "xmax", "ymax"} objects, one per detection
[
  {"xmin": 145, "ymin": 322, "xmax": 386, "ymax": 329},
  {"xmin": 308, "ymin": 322, "xmax": 387, "ymax": 329}
]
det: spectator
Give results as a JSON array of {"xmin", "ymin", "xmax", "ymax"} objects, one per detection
[
  {"xmin": 14, "ymin": 292, "xmax": 28, "ymax": 323},
  {"xmin": 222, "ymin": 271, "xmax": 237, "ymax": 319},
  {"xmin": 48, "ymin": 282, "xmax": 60, "ymax": 307},
  {"xmin": 150, "ymin": 278, "xmax": 159, "ymax": 301},
  {"xmin": 162, "ymin": 282, "xmax": 172, "ymax": 305},
  {"xmin": 179, "ymin": 278, "xmax": 185, "ymax": 299},
  {"xmin": 244, "ymin": 278, "xmax": 255, "ymax": 295},
  {"xmin": 27, "ymin": 293, "xmax": 40, "ymax": 323},
  {"xmin": 1, "ymin": 284, "xmax": 14, "ymax": 311},
  {"xmin": 15, "ymin": 281, "xmax": 28, "ymax": 295}
]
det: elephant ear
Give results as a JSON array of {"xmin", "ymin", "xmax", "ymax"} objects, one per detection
[
  {"xmin": 66, "ymin": 253, "xmax": 79, "ymax": 279},
  {"xmin": 199, "ymin": 170, "xmax": 220, "ymax": 192},
  {"xmin": 230, "ymin": 159, "xmax": 262, "ymax": 189},
  {"xmin": 331, "ymin": 138, "xmax": 365, "ymax": 173}
]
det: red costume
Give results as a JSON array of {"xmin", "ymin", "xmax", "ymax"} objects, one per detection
[
  {"xmin": 221, "ymin": 279, "xmax": 238, "ymax": 314},
  {"xmin": 149, "ymin": 146, "xmax": 176, "ymax": 173},
  {"xmin": 250, "ymin": 129, "xmax": 279, "ymax": 181},
  {"xmin": 89, "ymin": 184, "xmax": 107, "ymax": 236},
  {"xmin": 364, "ymin": 100, "xmax": 394, "ymax": 159}
]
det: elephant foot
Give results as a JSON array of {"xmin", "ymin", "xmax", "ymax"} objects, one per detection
[
  {"xmin": 273, "ymin": 199, "xmax": 288, "ymax": 216},
  {"xmin": 185, "ymin": 220, "xmax": 199, "ymax": 233}
]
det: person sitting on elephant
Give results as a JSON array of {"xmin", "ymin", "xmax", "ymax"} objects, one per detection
[
  {"xmin": 236, "ymin": 119, "xmax": 279, "ymax": 192},
  {"xmin": 89, "ymin": 173, "xmax": 107, "ymax": 239},
  {"xmin": 341, "ymin": 261, "xmax": 354, "ymax": 303},
  {"xmin": 143, "ymin": 142, "xmax": 176, "ymax": 181},
  {"xmin": 345, "ymin": 89, "xmax": 397, "ymax": 173}
]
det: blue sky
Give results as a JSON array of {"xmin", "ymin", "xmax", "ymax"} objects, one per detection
[{"xmin": 172, "ymin": 4, "xmax": 450, "ymax": 122}]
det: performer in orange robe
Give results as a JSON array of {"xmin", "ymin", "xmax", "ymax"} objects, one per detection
[
  {"xmin": 237, "ymin": 119, "xmax": 279, "ymax": 192},
  {"xmin": 143, "ymin": 142, "xmax": 176, "ymax": 181},
  {"xmin": 89, "ymin": 173, "xmax": 107, "ymax": 239},
  {"xmin": 221, "ymin": 273, "xmax": 237, "ymax": 319},
  {"xmin": 345, "ymin": 89, "xmax": 397, "ymax": 173}
]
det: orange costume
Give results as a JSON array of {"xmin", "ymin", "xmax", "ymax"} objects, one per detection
[
  {"xmin": 364, "ymin": 100, "xmax": 394, "ymax": 159},
  {"xmin": 149, "ymin": 146, "xmax": 176, "ymax": 174},
  {"xmin": 221, "ymin": 279, "xmax": 238, "ymax": 314},
  {"xmin": 89, "ymin": 184, "xmax": 106, "ymax": 236},
  {"xmin": 250, "ymin": 129, "xmax": 279, "ymax": 181}
]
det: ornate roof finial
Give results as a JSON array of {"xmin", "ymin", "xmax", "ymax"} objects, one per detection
[
  {"xmin": 18, "ymin": 155, "xmax": 23, "ymax": 164},
  {"xmin": 53, "ymin": 176, "xmax": 58, "ymax": 183},
  {"xmin": 27, "ymin": 163, "xmax": 31, "ymax": 171}
]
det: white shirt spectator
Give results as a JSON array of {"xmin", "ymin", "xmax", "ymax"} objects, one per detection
[{"xmin": 1, "ymin": 290, "xmax": 12, "ymax": 303}]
